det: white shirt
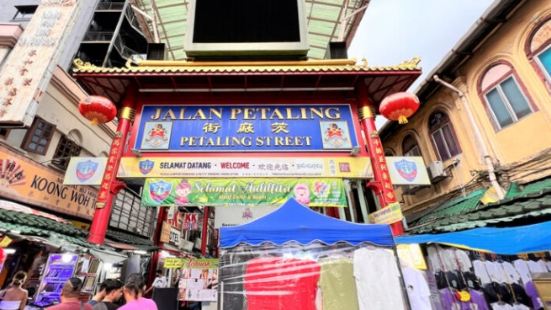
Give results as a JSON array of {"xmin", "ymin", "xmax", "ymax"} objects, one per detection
[
  {"xmin": 485, "ymin": 261, "xmax": 506, "ymax": 284},
  {"xmin": 353, "ymin": 248, "xmax": 406, "ymax": 310},
  {"xmin": 152, "ymin": 276, "xmax": 168, "ymax": 288},
  {"xmin": 491, "ymin": 303, "xmax": 514, "ymax": 310},
  {"xmin": 528, "ymin": 260, "xmax": 547, "ymax": 274},
  {"xmin": 441, "ymin": 249, "xmax": 459, "ymax": 271},
  {"xmin": 401, "ymin": 267, "xmax": 431, "ymax": 310},
  {"xmin": 501, "ymin": 262, "xmax": 521, "ymax": 284},
  {"xmin": 473, "ymin": 260, "xmax": 492, "ymax": 285},
  {"xmin": 513, "ymin": 259, "xmax": 532, "ymax": 283},
  {"xmin": 427, "ymin": 246, "xmax": 442, "ymax": 272},
  {"xmin": 455, "ymin": 249, "xmax": 472, "ymax": 272}
]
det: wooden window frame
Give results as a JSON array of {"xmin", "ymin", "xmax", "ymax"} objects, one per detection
[
  {"xmin": 428, "ymin": 111, "xmax": 461, "ymax": 161},
  {"xmin": 51, "ymin": 135, "xmax": 82, "ymax": 170},
  {"xmin": 482, "ymin": 74, "xmax": 534, "ymax": 130},
  {"xmin": 401, "ymin": 134, "xmax": 422, "ymax": 157},
  {"xmin": 21, "ymin": 117, "xmax": 56, "ymax": 155}
]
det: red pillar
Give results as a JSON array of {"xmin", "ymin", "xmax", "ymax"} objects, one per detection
[
  {"xmin": 200, "ymin": 207, "xmax": 209, "ymax": 256},
  {"xmin": 88, "ymin": 89, "xmax": 136, "ymax": 245},
  {"xmin": 357, "ymin": 88, "xmax": 404, "ymax": 236}
]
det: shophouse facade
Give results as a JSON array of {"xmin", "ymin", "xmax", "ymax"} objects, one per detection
[{"xmin": 380, "ymin": 0, "xmax": 551, "ymax": 233}]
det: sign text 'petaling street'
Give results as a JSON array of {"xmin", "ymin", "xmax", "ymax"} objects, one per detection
[{"xmin": 134, "ymin": 104, "xmax": 358, "ymax": 152}]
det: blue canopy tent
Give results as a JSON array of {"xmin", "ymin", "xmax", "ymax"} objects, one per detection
[
  {"xmin": 219, "ymin": 198, "xmax": 395, "ymax": 248},
  {"xmin": 396, "ymin": 220, "xmax": 551, "ymax": 255}
]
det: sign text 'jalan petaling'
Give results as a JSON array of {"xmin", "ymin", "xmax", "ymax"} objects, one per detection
[{"xmin": 134, "ymin": 105, "xmax": 358, "ymax": 152}]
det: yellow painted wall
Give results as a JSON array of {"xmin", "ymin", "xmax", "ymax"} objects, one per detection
[{"xmin": 383, "ymin": 1, "xmax": 551, "ymax": 214}]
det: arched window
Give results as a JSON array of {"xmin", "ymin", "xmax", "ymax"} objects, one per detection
[
  {"xmin": 526, "ymin": 16, "xmax": 551, "ymax": 87},
  {"xmin": 479, "ymin": 63, "xmax": 534, "ymax": 129},
  {"xmin": 429, "ymin": 111, "xmax": 460, "ymax": 161},
  {"xmin": 401, "ymin": 134, "xmax": 421, "ymax": 157}
]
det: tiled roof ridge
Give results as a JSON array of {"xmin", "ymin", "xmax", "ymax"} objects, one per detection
[{"xmin": 72, "ymin": 57, "xmax": 422, "ymax": 74}]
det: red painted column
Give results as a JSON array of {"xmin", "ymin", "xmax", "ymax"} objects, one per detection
[
  {"xmin": 200, "ymin": 207, "xmax": 209, "ymax": 256},
  {"xmin": 88, "ymin": 89, "xmax": 136, "ymax": 245},
  {"xmin": 357, "ymin": 88, "xmax": 404, "ymax": 236}
]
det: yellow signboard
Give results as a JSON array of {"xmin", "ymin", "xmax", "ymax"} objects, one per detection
[
  {"xmin": 0, "ymin": 236, "xmax": 13, "ymax": 248},
  {"xmin": 369, "ymin": 202, "xmax": 403, "ymax": 224},
  {"xmin": 0, "ymin": 146, "xmax": 97, "ymax": 219},
  {"xmin": 164, "ymin": 258, "xmax": 186, "ymax": 269},
  {"xmin": 118, "ymin": 156, "xmax": 372, "ymax": 179},
  {"xmin": 397, "ymin": 244, "xmax": 427, "ymax": 270}
]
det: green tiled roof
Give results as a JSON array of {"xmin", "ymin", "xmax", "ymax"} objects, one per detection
[
  {"xmin": 0, "ymin": 208, "xmax": 87, "ymax": 238},
  {"xmin": 414, "ymin": 189, "xmax": 486, "ymax": 226},
  {"xmin": 408, "ymin": 178, "xmax": 551, "ymax": 234},
  {"xmin": 0, "ymin": 208, "xmax": 153, "ymax": 251}
]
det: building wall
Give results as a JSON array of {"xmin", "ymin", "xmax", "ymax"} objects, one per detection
[{"xmin": 382, "ymin": 0, "xmax": 551, "ymax": 215}]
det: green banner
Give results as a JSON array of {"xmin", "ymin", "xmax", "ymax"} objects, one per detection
[{"xmin": 143, "ymin": 178, "xmax": 347, "ymax": 208}]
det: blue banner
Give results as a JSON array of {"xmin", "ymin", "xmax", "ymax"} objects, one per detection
[{"xmin": 135, "ymin": 105, "xmax": 358, "ymax": 152}]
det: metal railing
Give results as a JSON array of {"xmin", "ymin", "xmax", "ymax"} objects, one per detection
[
  {"xmin": 96, "ymin": 2, "xmax": 124, "ymax": 11},
  {"xmin": 112, "ymin": 35, "xmax": 140, "ymax": 59},
  {"xmin": 83, "ymin": 31, "xmax": 114, "ymax": 42}
]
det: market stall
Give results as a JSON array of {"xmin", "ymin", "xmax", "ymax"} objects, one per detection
[
  {"xmin": 396, "ymin": 221, "xmax": 551, "ymax": 309},
  {"xmin": 219, "ymin": 198, "xmax": 410, "ymax": 310}
]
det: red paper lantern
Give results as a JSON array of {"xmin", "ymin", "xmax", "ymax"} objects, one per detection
[
  {"xmin": 379, "ymin": 92, "xmax": 420, "ymax": 124},
  {"xmin": 78, "ymin": 96, "xmax": 117, "ymax": 125},
  {"xmin": 0, "ymin": 248, "xmax": 5, "ymax": 263}
]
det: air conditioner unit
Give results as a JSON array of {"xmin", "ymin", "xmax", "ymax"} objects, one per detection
[{"xmin": 428, "ymin": 161, "xmax": 448, "ymax": 183}]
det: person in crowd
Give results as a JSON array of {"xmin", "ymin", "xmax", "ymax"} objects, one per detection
[
  {"xmin": 47, "ymin": 277, "xmax": 93, "ymax": 310},
  {"xmin": 145, "ymin": 270, "xmax": 167, "ymax": 295},
  {"xmin": 0, "ymin": 271, "xmax": 28, "ymax": 310},
  {"xmin": 88, "ymin": 280, "xmax": 108, "ymax": 306},
  {"xmin": 118, "ymin": 273, "xmax": 157, "ymax": 310},
  {"xmin": 93, "ymin": 279, "xmax": 123, "ymax": 310}
]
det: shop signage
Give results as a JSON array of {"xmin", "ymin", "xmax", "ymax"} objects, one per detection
[
  {"xmin": 143, "ymin": 178, "xmax": 347, "ymax": 208},
  {"xmin": 0, "ymin": 0, "xmax": 80, "ymax": 126},
  {"xmin": 214, "ymin": 205, "xmax": 277, "ymax": 228},
  {"xmin": 183, "ymin": 213, "xmax": 199, "ymax": 230},
  {"xmin": 160, "ymin": 222, "xmax": 171, "ymax": 244},
  {"xmin": 164, "ymin": 257, "xmax": 186, "ymax": 269},
  {"xmin": 0, "ymin": 236, "xmax": 12, "ymax": 248},
  {"xmin": 397, "ymin": 244, "xmax": 427, "ymax": 270},
  {"xmin": 386, "ymin": 156, "xmax": 430, "ymax": 185},
  {"xmin": 63, "ymin": 157, "xmax": 107, "ymax": 185},
  {"xmin": 0, "ymin": 146, "xmax": 97, "ymax": 219},
  {"xmin": 118, "ymin": 156, "xmax": 372, "ymax": 179},
  {"xmin": 168, "ymin": 227, "xmax": 181, "ymax": 248},
  {"xmin": 179, "ymin": 259, "xmax": 219, "ymax": 302},
  {"xmin": 134, "ymin": 104, "xmax": 358, "ymax": 152},
  {"xmin": 369, "ymin": 202, "xmax": 403, "ymax": 224}
]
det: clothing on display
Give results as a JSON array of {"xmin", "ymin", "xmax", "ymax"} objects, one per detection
[
  {"xmin": 243, "ymin": 257, "xmax": 321, "ymax": 310},
  {"xmin": 318, "ymin": 258, "xmax": 359, "ymax": 310},
  {"xmin": 402, "ymin": 266, "xmax": 431, "ymax": 310},
  {"xmin": 353, "ymin": 247, "xmax": 406, "ymax": 310}
]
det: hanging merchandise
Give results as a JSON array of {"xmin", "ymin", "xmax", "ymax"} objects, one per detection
[
  {"xmin": 218, "ymin": 199, "xmax": 409, "ymax": 310},
  {"xmin": 178, "ymin": 259, "xmax": 219, "ymax": 302},
  {"xmin": 353, "ymin": 247, "xmax": 406, "ymax": 310}
]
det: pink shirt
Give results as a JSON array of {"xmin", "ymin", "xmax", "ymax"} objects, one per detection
[
  {"xmin": 118, "ymin": 297, "xmax": 158, "ymax": 310},
  {"xmin": 47, "ymin": 301, "xmax": 93, "ymax": 310}
]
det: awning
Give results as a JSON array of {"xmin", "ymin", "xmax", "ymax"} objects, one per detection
[
  {"xmin": 220, "ymin": 198, "xmax": 394, "ymax": 248},
  {"xmin": 396, "ymin": 220, "xmax": 551, "ymax": 255},
  {"xmin": 89, "ymin": 248, "xmax": 127, "ymax": 264}
]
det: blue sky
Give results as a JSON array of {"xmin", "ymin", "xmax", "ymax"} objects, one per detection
[{"xmin": 348, "ymin": 0, "xmax": 495, "ymax": 91}]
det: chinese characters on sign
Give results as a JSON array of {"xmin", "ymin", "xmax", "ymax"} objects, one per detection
[
  {"xmin": 0, "ymin": 0, "xmax": 79, "ymax": 125},
  {"xmin": 135, "ymin": 105, "xmax": 358, "ymax": 152},
  {"xmin": 118, "ymin": 156, "xmax": 372, "ymax": 179},
  {"xmin": 96, "ymin": 132, "xmax": 123, "ymax": 208}
]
